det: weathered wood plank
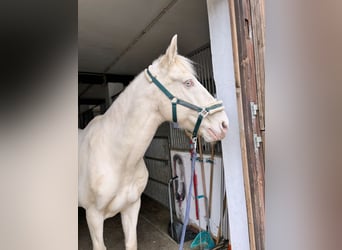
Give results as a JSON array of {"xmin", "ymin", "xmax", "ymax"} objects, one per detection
[
  {"xmin": 228, "ymin": 0, "xmax": 256, "ymax": 249},
  {"xmin": 232, "ymin": 0, "xmax": 265, "ymax": 249},
  {"xmin": 250, "ymin": 0, "xmax": 265, "ymax": 134}
]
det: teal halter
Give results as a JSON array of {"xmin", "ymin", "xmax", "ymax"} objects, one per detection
[{"xmin": 145, "ymin": 67, "xmax": 224, "ymax": 140}]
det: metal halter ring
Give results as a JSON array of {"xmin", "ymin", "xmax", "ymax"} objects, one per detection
[{"xmin": 199, "ymin": 109, "xmax": 209, "ymax": 118}]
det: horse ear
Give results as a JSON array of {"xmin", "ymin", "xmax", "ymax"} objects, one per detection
[{"xmin": 164, "ymin": 34, "xmax": 178, "ymax": 65}]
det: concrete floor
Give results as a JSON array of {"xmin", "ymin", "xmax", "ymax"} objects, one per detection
[{"xmin": 78, "ymin": 195, "xmax": 193, "ymax": 250}]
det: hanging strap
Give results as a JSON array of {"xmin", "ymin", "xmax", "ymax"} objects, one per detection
[
  {"xmin": 198, "ymin": 138, "xmax": 209, "ymax": 225},
  {"xmin": 178, "ymin": 139, "xmax": 197, "ymax": 250}
]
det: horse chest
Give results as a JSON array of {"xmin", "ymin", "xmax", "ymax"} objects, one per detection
[{"xmin": 104, "ymin": 162, "xmax": 148, "ymax": 217}]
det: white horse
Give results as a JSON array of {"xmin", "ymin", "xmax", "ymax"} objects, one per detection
[{"xmin": 78, "ymin": 35, "xmax": 229, "ymax": 250}]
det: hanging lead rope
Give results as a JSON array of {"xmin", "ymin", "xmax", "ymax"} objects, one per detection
[{"xmin": 178, "ymin": 137, "xmax": 197, "ymax": 250}]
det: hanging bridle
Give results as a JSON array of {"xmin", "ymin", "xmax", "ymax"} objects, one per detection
[{"xmin": 145, "ymin": 66, "xmax": 224, "ymax": 146}]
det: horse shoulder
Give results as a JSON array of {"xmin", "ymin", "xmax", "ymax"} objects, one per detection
[{"xmin": 79, "ymin": 116, "xmax": 121, "ymax": 206}]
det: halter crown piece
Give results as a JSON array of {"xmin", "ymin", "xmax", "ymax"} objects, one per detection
[{"xmin": 145, "ymin": 66, "xmax": 224, "ymax": 143}]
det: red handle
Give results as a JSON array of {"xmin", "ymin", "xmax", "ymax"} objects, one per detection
[{"xmin": 193, "ymin": 171, "xmax": 199, "ymax": 220}]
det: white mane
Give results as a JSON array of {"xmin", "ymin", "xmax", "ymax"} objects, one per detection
[{"xmin": 157, "ymin": 54, "xmax": 197, "ymax": 76}]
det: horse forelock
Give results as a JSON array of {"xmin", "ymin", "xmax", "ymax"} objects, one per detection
[
  {"xmin": 174, "ymin": 55, "xmax": 197, "ymax": 76},
  {"xmin": 154, "ymin": 54, "xmax": 197, "ymax": 78}
]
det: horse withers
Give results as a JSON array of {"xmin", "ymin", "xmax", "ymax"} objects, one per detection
[{"xmin": 78, "ymin": 35, "xmax": 229, "ymax": 250}]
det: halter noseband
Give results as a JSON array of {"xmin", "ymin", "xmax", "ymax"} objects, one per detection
[{"xmin": 145, "ymin": 67, "xmax": 224, "ymax": 142}]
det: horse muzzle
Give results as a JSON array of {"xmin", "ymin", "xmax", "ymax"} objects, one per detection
[{"xmin": 201, "ymin": 111, "xmax": 229, "ymax": 142}]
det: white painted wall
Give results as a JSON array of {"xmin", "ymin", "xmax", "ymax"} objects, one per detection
[
  {"xmin": 170, "ymin": 150, "xmax": 224, "ymax": 237},
  {"xmin": 207, "ymin": 0, "xmax": 251, "ymax": 249}
]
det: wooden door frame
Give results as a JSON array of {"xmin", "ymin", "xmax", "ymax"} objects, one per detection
[
  {"xmin": 231, "ymin": 0, "xmax": 265, "ymax": 249},
  {"xmin": 207, "ymin": 0, "xmax": 265, "ymax": 249}
]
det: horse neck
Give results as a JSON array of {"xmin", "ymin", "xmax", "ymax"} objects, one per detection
[{"xmin": 102, "ymin": 73, "xmax": 165, "ymax": 163}]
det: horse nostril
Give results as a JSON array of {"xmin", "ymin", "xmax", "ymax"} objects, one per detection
[{"xmin": 221, "ymin": 121, "xmax": 228, "ymax": 130}]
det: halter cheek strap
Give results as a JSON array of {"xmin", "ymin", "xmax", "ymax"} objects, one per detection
[
  {"xmin": 145, "ymin": 68, "xmax": 180, "ymax": 122},
  {"xmin": 145, "ymin": 67, "xmax": 224, "ymax": 139}
]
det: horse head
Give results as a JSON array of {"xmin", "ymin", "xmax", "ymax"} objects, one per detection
[{"xmin": 147, "ymin": 35, "xmax": 229, "ymax": 142}]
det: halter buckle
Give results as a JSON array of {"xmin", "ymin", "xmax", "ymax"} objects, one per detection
[
  {"xmin": 191, "ymin": 136, "xmax": 198, "ymax": 153},
  {"xmin": 199, "ymin": 109, "xmax": 209, "ymax": 118}
]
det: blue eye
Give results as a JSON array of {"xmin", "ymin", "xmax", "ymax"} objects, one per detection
[{"xmin": 184, "ymin": 79, "xmax": 194, "ymax": 87}]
